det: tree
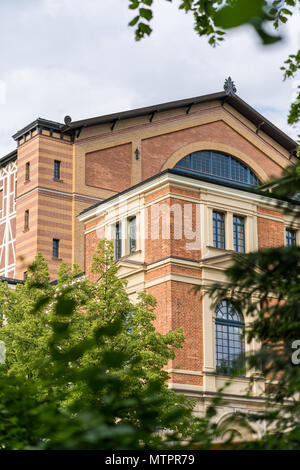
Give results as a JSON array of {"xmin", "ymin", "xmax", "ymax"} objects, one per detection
[
  {"xmin": 0, "ymin": 242, "xmax": 219, "ymax": 449},
  {"xmin": 128, "ymin": 0, "xmax": 300, "ymax": 138}
]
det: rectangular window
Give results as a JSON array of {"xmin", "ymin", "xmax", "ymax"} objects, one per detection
[
  {"xmin": 129, "ymin": 217, "xmax": 136, "ymax": 254},
  {"xmin": 286, "ymin": 228, "xmax": 296, "ymax": 247},
  {"xmin": 52, "ymin": 239, "xmax": 60, "ymax": 259},
  {"xmin": 24, "ymin": 210, "xmax": 29, "ymax": 231},
  {"xmin": 213, "ymin": 211, "xmax": 225, "ymax": 249},
  {"xmin": 233, "ymin": 215, "xmax": 245, "ymax": 253},
  {"xmin": 25, "ymin": 162, "xmax": 30, "ymax": 181},
  {"xmin": 54, "ymin": 160, "xmax": 61, "ymax": 180},
  {"xmin": 115, "ymin": 222, "xmax": 122, "ymax": 260}
]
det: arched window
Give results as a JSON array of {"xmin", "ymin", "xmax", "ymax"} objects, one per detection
[
  {"xmin": 174, "ymin": 150, "xmax": 260, "ymax": 187},
  {"xmin": 215, "ymin": 300, "xmax": 245, "ymax": 376}
]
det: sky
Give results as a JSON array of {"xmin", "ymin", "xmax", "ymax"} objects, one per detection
[{"xmin": 0, "ymin": 0, "xmax": 299, "ymax": 157}]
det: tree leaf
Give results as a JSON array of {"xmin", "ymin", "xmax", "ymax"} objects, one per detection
[
  {"xmin": 215, "ymin": 0, "xmax": 265, "ymax": 29},
  {"xmin": 129, "ymin": 15, "xmax": 140, "ymax": 27},
  {"xmin": 139, "ymin": 8, "xmax": 153, "ymax": 21}
]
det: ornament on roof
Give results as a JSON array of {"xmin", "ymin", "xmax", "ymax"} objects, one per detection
[
  {"xmin": 64, "ymin": 115, "xmax": 72, "ymax": 126},
  {"xmin": 224, "ymin": 77, "xmax": 237, "ymax": 96}
]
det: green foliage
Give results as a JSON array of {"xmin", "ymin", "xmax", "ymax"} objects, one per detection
[
  {"xmin": 128, "ymin": 1, "xmax": 299, "ymax": 45},
  {"xmin": 127, "ymin": 0, "xmax": 300, "ymax": 143},
  {"xmin": 0, "ymin": 243, "xmax": 219, "ymax": 449},
  {"xmin": 281, "ymin": 50, "xmax": 300, "ymax": 136}
]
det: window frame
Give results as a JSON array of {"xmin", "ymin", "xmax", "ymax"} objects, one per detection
[
  {"xmin": 54, "ymin": 160, "xmax": 61, "ymax": 180},
  {"xmin": 213, "ymin": 211, "xmax": 225, "ymax": 249},
  {"xmin": 286, "ymin": 228, "xmax": 296, "ymax": 247},
  {"xmin": 25, "ymin": 162, "xmax": 30, "ymax": 182},
  {"xmin": 129, "ymin": 216, "xmax": 137, "ymax": 254},
  {"xmin": 174, "ymin": 150, "xmax": 260, "ymax": 188},
  {"xmin": 233, "ymin": 215, "xmax": 245, "ymax": 253},
  {"xmin": 115, "ymin": 222, "xmax": 122, "ymax": 260},
  {"xmin": 24, "ymin": 209, "xmax": 29, "ymax": 231},
  {"xmin": 52, "ymin": 238, "xmax": 60, "ymax": 259},
  {"xmin": 215, "ymin": 301, "xmax": 245, "ymax": 377}
]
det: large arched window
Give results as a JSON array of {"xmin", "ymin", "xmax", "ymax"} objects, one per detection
[
  {"xmin": 215, "ymin": 300, "xmax": 245, "ymax": 376},
  {"xmin": 174, "ymin": 150, "xmax": 260, "ymax": 187}
]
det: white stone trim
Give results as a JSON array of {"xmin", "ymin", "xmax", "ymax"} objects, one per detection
[
  {"xmin": 78, "ymin": 172, "xmax": 288, "ymax": 223},
  {"xmin": 166, "ymin": 369, "xmax": 203, "ymax": 376}
]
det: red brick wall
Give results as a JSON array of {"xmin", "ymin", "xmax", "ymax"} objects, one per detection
[
  {"xmin": 141, "ymin": 121, "xmax": 283, "ymax": 181},
  {"xmin": 147, "ymin": 280, "xmax": 203, "ymax": 384},
  {"xmin": 85, "ymin": 143, "xmax": 132, "ymax": 192},
  {"xmin": 145, "ymin": 193, "xmax": 201, "ymax": 264},
  {"xmin": 257, "ymin": 217, "xmax": 284, "ymax": 249}
]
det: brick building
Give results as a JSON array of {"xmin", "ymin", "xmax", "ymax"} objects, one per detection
[{"xmin": 0, "ymin": 80, "xmax": 298, "ymax": 437}]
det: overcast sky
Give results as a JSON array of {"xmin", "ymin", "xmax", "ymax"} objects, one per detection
[{"xmin": 0, "ymin": 0, "xmax": 299, "ymax": 157}]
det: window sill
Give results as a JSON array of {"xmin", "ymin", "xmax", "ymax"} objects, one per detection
[
  {"xmin": 24, "ymin": 180, "xmax": 31, "ymax": 184},
  {"xmin": 23, "ymin": 228, "xmax": 30, "ymax": 233},
  {"xmin": 52, "ymin": 257, "xmax": 62, "ymax": 261},
  {"xmin": 115, "ymin": 250, "xmax": 142, "ymax": 262},
  {"xmin": 215, "ymin": 371, "xmax": 247, "ymax": 380},
  {"xmin": 53, "ymin": 178, "xmax": 64, "ymax": 183},
  {"xmin": 206, "ymin": 246, "xmax": 234, "ymax": 253},
  {"xmin": 127, "ymin": 249, "xmax": 141, "ymax": 257}
]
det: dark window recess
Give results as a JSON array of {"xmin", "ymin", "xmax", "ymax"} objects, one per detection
[
  {"xmin": 24, "ymin": 210, "xmax": 29, "ymax": 230},
  {"xmin": 115, "ymin": 223, "xmax": 122, "ymax": 260},
  {"xmin": 53, "ymin": 239, "xmax": 60, "ymax": 258},
  {"xmin": 129, "ymin": 217, "xmax": 137, "ymax": 254},
  {"xmin": 174, "ymin": 150, "xmax": 260, "ymax": 187},
  {"xmin": 213, "ymin": 211, "xmax": 225, "ymax": 249},
  {"xmin": 25, "ymin": 162, "xmax": 30, "ymax": 181},
  {"xmin": 286, "ymin": 229, "xmax": 296, "ymax": 247},
  {"xmin": 54, "ymin": 160, "xmax": 61, "ymax": 180},
  {"xmin": 215, "ymin": 300, "xmax": 245, "ymax": 376},
  {"xmin": 233, "ymin": 215, "xmax": 245, "ymax": 253}
]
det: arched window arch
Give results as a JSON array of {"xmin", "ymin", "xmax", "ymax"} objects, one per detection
[
  {"xmin": 174, "ymin": 150, "xmax": 260, "ymax": 187},
  {"xmin": 215, "ymin": 300, "xmax": 245, "ymax": 376}
]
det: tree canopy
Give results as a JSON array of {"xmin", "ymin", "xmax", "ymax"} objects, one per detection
[{"xmin": 0, "ymin": 240, "xmax": 219, "ymax": 449}]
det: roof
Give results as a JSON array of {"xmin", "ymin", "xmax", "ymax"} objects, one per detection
[
  {"xmin": 0, "ymin": 276, "xmax": 24, "ymax": 285},
  {"xmin": 0, "ymin": 149, "xmax": 17, "ymax": 167},
  {"xmin": 79, "ymin": 167, "xmax": 299, "ymax": 220},
  {"xmin": 62, "ymin": 91, "xmax": 298, "ymax": 155},
  {"xmin": 12, "ymin": 117, "xmax": 64, "ymax": 141}
]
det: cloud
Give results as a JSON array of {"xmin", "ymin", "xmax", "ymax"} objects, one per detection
[{"xmin": 0, "ymin": 0, "xmax": 298, "ymax": 157}]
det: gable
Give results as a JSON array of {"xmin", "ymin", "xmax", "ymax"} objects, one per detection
[{"xmin": 142, "ymin": 121, "xmax": 286, "ymax": 183}]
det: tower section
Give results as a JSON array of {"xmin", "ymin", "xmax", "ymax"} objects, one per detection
[{"xmin": 13, "ymin": 120, "xmax": 74, "ymax": 279}]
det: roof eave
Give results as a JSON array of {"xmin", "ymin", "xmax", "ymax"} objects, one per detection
[
  {"xmin": 62, "ymin": 91, "xmax": 298, "ymax": 155},
  {"xmin": 12, "ymin": 118, "xmax": 65, "ymax": 141},
  {"xmin": 0, "ymin": 149, "xmax": 17, "ymax": 167},
  {"xmin": 61, "ymin": 91, "xmax": 227, "ymax": 132}
]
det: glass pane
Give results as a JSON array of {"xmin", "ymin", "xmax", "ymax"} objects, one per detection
[
  {"xmin": 231, "ymin": 158, "xmax": 248, "ymax": 183},
  {"xmin": 286, "ymin": 229, "xmax": 296, "ymax": 247},
  {"xmin": 115, "ymin": 222, "xmax": 122, "ymax": 259},
  {"xmin": 212, "ymin": 152, "xmax": 230, "ymax": 179},
  {"xmin": 233, "ymin": 216, "xmax": 245, "ymax": 253},
  {"xmin": 174, "ymin": 151, "xmax": 260, "ymax": 187},
  {"xmin": 129, "ymin": 218, "xmax": 136, "ymax": 254},
  {"xmin": 213, "ymin": 211, "xmax": 225, "ymax": 249},
  {"xmin": 215, "ymin": 300, "xmax": 245, "ymax": 375}
]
